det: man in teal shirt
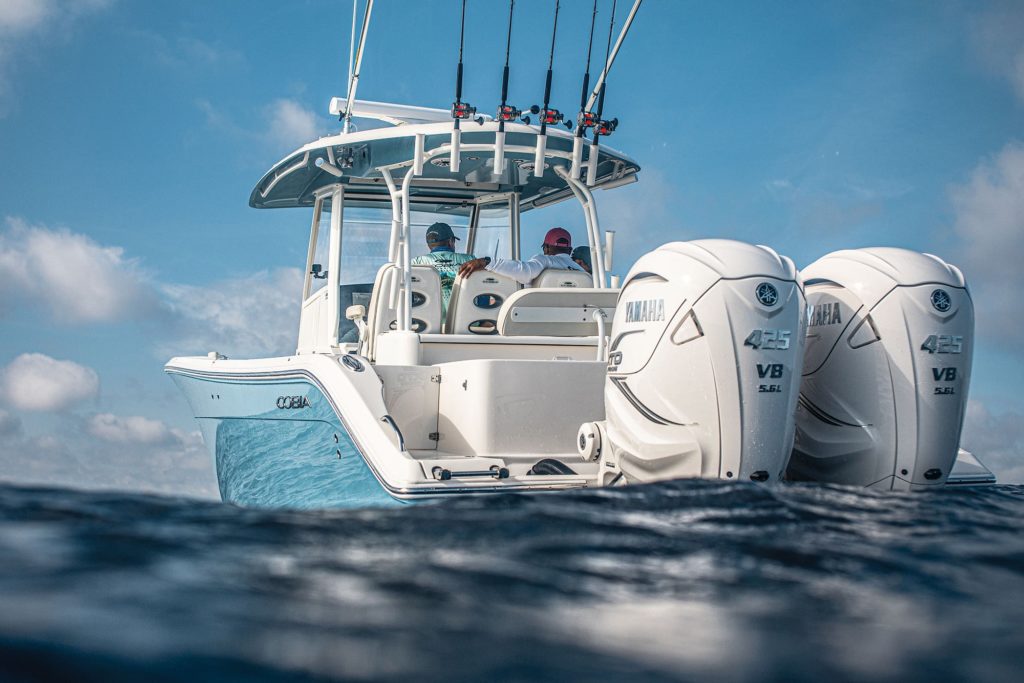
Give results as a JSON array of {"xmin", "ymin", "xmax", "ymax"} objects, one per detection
[{"xmin": 411, "ymin": 222, "xmax": 476, "ymax": 318}]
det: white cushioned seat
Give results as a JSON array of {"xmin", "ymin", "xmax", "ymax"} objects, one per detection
[
  {"xmin": 496, "ymin": 288, "xmax": 619, "ymax": 337},
  {"xmin": 366, "ymin": 265, "xmax": 443, "ymax": 357},
  {"xmin": 531, "ymin": 268, "xmax": 594, "ymax": 289},
  {"xmin": 445, "ymin": 270, "xmax": 519, "ymax": 335}
]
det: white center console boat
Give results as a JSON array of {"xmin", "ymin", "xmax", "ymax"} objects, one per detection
[{"xmin": 165, "ymin": 98, "xmax": 992, "ymax": 507}]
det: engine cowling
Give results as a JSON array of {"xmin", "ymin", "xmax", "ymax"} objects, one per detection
[
  {"xmin": 580, "ymin": 239, "xmax": 806, "ymax": 485},
  {"xmin": 788, "ymin": 248, "xmax": 974, "ymax": 490}
]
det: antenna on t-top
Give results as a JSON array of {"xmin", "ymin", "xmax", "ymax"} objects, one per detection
[{"xmin": 342, "ymin": 0, "xmax": 375, "ymax": 135}]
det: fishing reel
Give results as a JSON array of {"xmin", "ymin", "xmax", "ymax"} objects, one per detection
[
  {"xmin": 577, "ymin": 110, "xmax": 599, "ymax": 130},
  {"xmin": 496, "ymin": 104, "xmax": 522, "ymax": 122},
  {"xmin": 596, "ymin": 118, "xmax": 618, "ymax": 136},
  {"xmin": 452, "ymin": 101, "xmax": 484, "ymax": 125},
  {"xmin": 529, "ymin": 105, "xmax": 568, "ymax": 128}
]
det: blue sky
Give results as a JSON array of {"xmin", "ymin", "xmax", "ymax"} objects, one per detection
[{"xmin": 0, "ymin": 0, "xmax": 1022, "ymax": 494}]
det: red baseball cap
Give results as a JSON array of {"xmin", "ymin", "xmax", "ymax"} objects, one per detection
[{"xmin": 543, "ymin": 227, "xmax": 572, "ymax": 248}]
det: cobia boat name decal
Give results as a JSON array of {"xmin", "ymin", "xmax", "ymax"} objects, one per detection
[
  {"xmin": 624, "ymin": 298, "xmax": 665, "ymax": 323},
  {"xmin": 276, "ymin": 395, "xmax": 310, "ymax": 409}
]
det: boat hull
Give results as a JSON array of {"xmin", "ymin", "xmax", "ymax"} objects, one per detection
[{"xmin": 168, "ymin": 371, "xmax": 401, "ymax": 508}]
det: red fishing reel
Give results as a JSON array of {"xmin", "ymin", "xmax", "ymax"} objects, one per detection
[
  {"xmin": 577, "ymin": 110, "xmax": 598, "ymax": 130},
  {"xmin": 496, "ymin": 104, "xmax": 522, "ymax": 122},
  {"xmin": 541, "ymin": 108, "xmax": 563, "ymax": 125},
  {"xmin": 452, "ymin": 101, "xmax": 477, "ymax": 120},
  {"xmin": 596, "ymin": 118, "xmax": 618, "ymax": 136}
]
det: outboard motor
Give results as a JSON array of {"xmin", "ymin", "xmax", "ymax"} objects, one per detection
[
  {"xmin": 579, "ymin": 239, "xmax": 805, "ymax": 485},
  {"xmin": 788, "ymin": 248, "xmax": 974, "ymax": 490}
]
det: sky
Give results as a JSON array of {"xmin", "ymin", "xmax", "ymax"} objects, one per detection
[{"xmin": 0, "ymin": 0, "xmax": 1022, "ymax": 496}]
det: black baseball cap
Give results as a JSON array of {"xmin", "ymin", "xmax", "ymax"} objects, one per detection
[
  {"xmin": 425, "ymin": 222, "xmax": 460, "ymax": 243},
  {"xmin": 571, "ymin": 246, "xmax": 592, "ymax": 269}
]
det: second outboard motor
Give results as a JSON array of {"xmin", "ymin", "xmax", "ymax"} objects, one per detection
[
  {"xmin": 788, "ymin": 248, "xmax": 974, "ymax": 490},
  {"xmin": 579, "ymin": 239, "xmax": 805, "ymax": 485}
]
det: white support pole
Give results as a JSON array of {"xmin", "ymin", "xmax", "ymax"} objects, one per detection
[
  {"xmin": 327, "ymin": 186, "xmax": 344, "ymax": 347},
  {"xmin": 302, "ymin": 197, "xmax": 323, "ymax": 302},
  {"xmin": 381, "ymin": 168, "xmax": 401, "ymax": 263},
  {"xmin": 555, "ymin": 166, "xmax": 605, "ymax": 288},
  {"xmin": 399, "ymin": 167, "xmax": 416, "ymax": 332}
]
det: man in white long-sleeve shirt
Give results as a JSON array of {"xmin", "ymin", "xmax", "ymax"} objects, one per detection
[{"xmin": 457, "ymin": 227, "xmax": 585, "ymax": 285}]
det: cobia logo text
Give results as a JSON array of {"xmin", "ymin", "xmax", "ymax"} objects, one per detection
[{"xmin": 276, "ymin": 395, "xmax": 310, "ymax": 409}]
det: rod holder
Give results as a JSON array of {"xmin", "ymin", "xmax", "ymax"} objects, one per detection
[
  {"xmin": 570, "ymin": 136, "xmax": 584, "ymax": 179},
  {"xmin": 413, "ymin": 133, "xmax": 426, "ymax": 176},
  {"xmin": 533, "ymin": 135, "xmax": 547, "ymax": 177},
  {"xmin": 315, "ymin": 157, "xmax": 343, "ymax": 178},
  {"xmin": 494, "ymin": 130, "xmax": 506, "ymax": 176},
  {"xmin": 586, "ymin": 141, "xmax": 600, "ymax": 187},
  {"xmin": 450, "ymin": 126, "xmax": 461, "ymax": 173},
  {"xmin": 604, "ymin": 230, "xmax": 615, "ymax": 272}
]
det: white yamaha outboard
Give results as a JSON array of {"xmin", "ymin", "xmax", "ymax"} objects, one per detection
[
  {"xmin": 788, "ymin": 248, "xmax": 974, "ymax": 490},
  {"xmin": 579, "ymin": 239, "xmax": 806, "ymax": 485}
]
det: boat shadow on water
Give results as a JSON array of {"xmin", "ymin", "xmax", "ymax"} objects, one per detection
[{"xmin": 0, "ymin": 480, "xmax": 1021, "ymax": 682}]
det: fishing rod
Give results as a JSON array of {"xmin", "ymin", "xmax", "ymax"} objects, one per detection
[
  {"xmin": 493, "ymin": 0, "xmax": 520, "ymax": 176},
  {"xmin": 342, "ymin": 0, "xmax": 375, "ymax": 134},
  {"xmin": 585, "ymin": 0, "xmax": 642, "ymax": 113},
  {"xmin": 530, "ymin": 0, "xmax": 562, "ymax": 178},
  {"xmin": 586, "ymin": 0, "xmax": 618, "ymax": 186},
  {"xmin": 449, "ymin": 0, "xmax": 481, "ymax": 173},
  {"xmin": 570, "ymin": 0, "xmax": 599, "ymax": 180}
]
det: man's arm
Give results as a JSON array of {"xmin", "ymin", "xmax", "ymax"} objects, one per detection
[{"xmin": 484, "ymin": 256, "xmax": 546, "ymax": 284}]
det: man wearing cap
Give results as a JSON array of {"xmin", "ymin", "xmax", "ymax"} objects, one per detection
[
  {"xmin": 457, "ymin": 227, "xmax": 585, "ymax": 285},
  {"xmin": 571, "ymin": 245, "xmax": 593, "ymax": 274},
  {"xmin": 411, "ymin": 222, "xmax": 477, "ymax": 317}
]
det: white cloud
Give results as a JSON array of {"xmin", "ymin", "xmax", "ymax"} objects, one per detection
[
  {"xmin": 970, "ymin": 2, "xmax": 1024, "ymax": 105},
  {"xmin": 0, "ymin": 0, "xmax": 112, "ymax": 115},
  {"xmin": 0, "ymin": 217, "xmax": 158, "ymax": 323},
  {"xmin": 265, "ymin": 98, "xmax": 321, "ymax": 151},
  {"xmin": 161, "ymin": 267, "xmax": 304, "ymax": 358},
  {"xmin": 0, "ymin": 353, "xmax": 99, "ymax": 412},
  {"xmin": 86, "ymin": 413, "xmax": 190, "ymax": 446},
  {"xmin": 195, "ymin": 97, "xmax": 328, "ymax": 158},
  {"xmin": 949, "ymin": 141, "xmax": 1024, "ymax": 347},
  {"xmin": 962, "ymin": 400, "xmax": 1024, "ymax": 484},
  {"xmin": 0, "ymin": 409, "xmax": 22, "ymax": 438},
  {"xmin": 0, "ymin": 0, "xmax": 51, "ymax": 33},
  {"xmin": 0, "ymin": 417, "xmax": 217, "ymax": 498}
]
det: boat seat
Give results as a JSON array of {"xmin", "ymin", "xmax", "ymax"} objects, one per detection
[
  {"xmin": 496, "ymin": 288, "xmax": 619, "ymax": 337},
  {"xmin": 445, "ymin": 270, "xmax": 519, "ymax": 335},
  {"xmin": 531, "ymin": 268, "xmax": 594, "ymax": 289},
  {"xmin": 366, "ymin": 264, "xmax": 443, "ymax": 357}
]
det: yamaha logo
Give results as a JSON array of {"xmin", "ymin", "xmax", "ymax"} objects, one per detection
[
  {"xmin": 931, "ymin": 289, "xmax": 951, "ymax": 312},
  {"xmin": 276, "ymin": 395, "xmax": 310, "ymax": 409},
  {"xmin": 755, "ymin": 282, "xmax": 779, "ymax": 307}
]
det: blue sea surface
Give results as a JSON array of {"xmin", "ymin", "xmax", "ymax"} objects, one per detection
[{"xmin": 0, "ymin": 480, "xmax": 1022, "ymax": 682}]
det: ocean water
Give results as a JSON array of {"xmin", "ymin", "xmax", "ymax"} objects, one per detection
[{"xmin": 0, "ymin": 481, "xmax": 1022, "ymax": 683}]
